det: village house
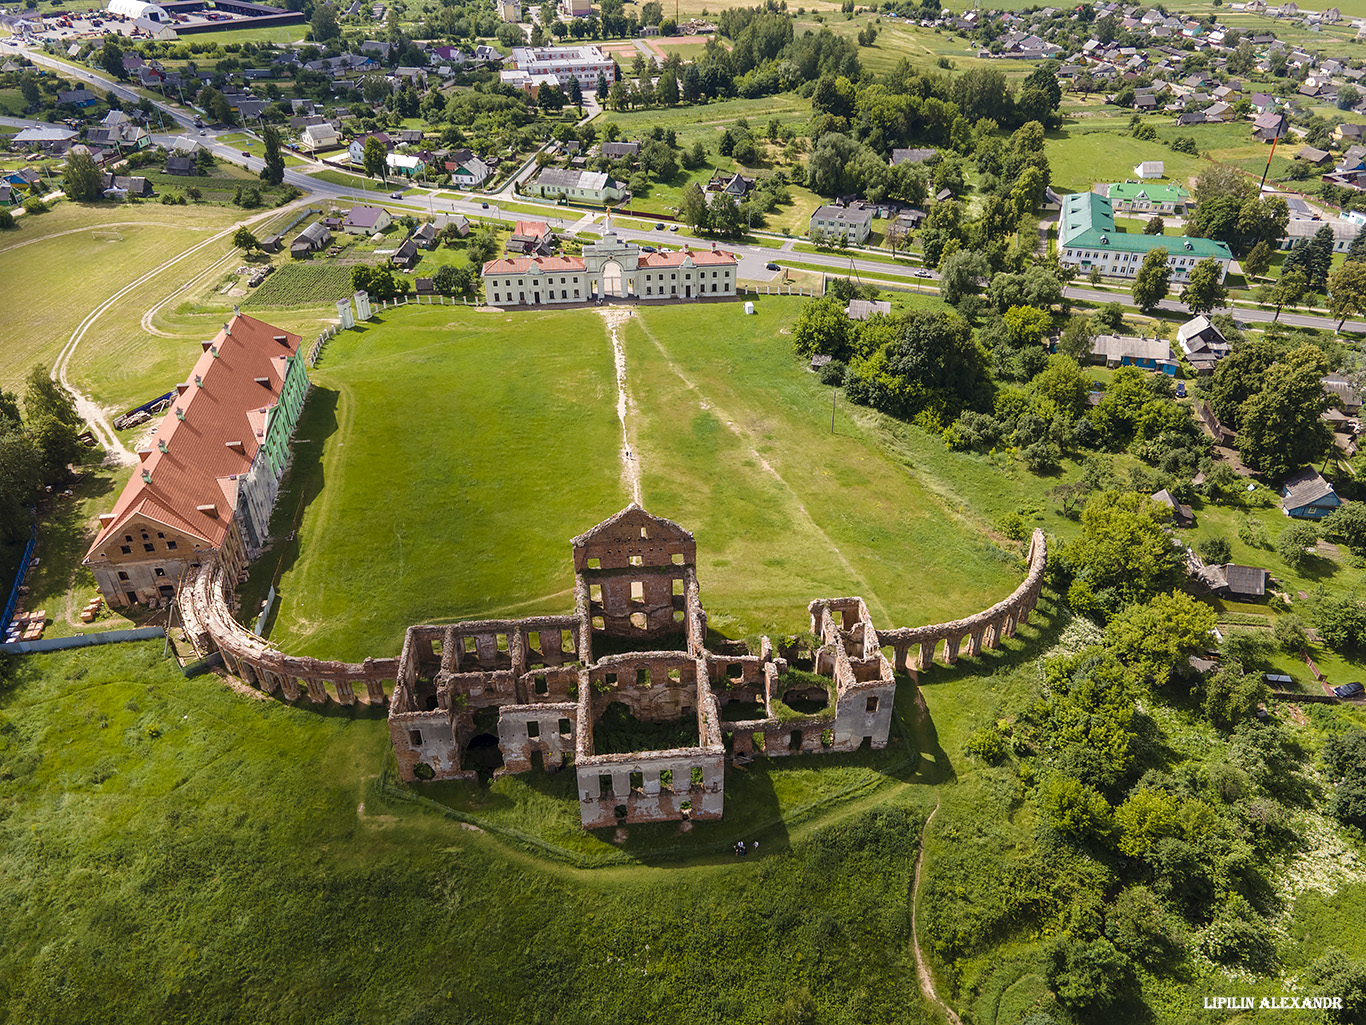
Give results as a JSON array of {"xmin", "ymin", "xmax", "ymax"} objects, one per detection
[
  {"xmin": 342, "ymin": 205, "xmax": 392, "ymax": 234},
  {"xmin": 1281, "ymin": 467, "xmax": 1342, "ymax": 519}
]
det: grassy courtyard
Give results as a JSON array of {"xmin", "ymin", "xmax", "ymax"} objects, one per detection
[{"xmin": 247, "ymin": 299, "xmax": 1022, "ymax": 662}]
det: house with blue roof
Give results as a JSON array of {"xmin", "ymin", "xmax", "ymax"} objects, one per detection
[{"xmin": 1058, "ymin": 192, "xmax": 1232, "ymax": 283}]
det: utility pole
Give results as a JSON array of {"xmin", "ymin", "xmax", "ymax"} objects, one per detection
[{"xmin": 830, "ymin": 385, "xmax": 836, "ymax": 434}]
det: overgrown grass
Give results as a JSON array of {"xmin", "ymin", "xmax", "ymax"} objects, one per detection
[{"xmin": 242, "ymin": 261, "xmax": 355, "ymax": 308}]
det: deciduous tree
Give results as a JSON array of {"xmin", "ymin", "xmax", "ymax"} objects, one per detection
[{"xmin": 1132, "ymin": 247, "xmax": 1170, "ymax": 313}]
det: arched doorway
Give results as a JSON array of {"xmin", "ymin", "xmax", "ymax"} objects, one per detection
[
  {"xmin": 601, "ymin": 260, "xmax": 627, "ymax": 298},
  {"xmin": 464, "ymin": 733, "xmax": 503, "ymax": 781}
]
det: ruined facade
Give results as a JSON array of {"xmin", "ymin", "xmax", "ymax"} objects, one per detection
[{"xmin": 178, "ymin": 502, "xmax": 1046, "ymax": 831}]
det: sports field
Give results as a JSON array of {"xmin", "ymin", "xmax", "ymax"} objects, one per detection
[{"xmin": 248, "ymin": 300, "xmax": 1021, "ymax": 662}]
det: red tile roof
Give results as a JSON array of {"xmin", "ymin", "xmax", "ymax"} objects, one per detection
[
  {"xmin": 639, "ymin": 247, "xmax": 736, "ymax": 268},
  {"xmin": 482, "ymin": 255, "xmax": 585, "ymax": 274},
  {"xmin": 85, "ymin": 314, "xmax": 302, "ymax": 558},
  {"xmin": 514, "ymin": 220, "xmax": 550, "ymax": 238}
]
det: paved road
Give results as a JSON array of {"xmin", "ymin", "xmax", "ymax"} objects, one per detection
[
  {"xmin": 1063, "ymin": 285, "xmax": 1366, "ymax": 334},
  {"xmin": 15, "ymin": 42, "xmax": 1366, "ymax": 335}
]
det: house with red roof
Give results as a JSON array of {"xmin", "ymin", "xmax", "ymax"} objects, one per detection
[{"xmin": 83, "ymin": 314, "xmax": 309, "ymax": 608}]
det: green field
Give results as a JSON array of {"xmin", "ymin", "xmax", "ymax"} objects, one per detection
[
  {"xmin": 247, "ymin": 300, "xmax": 1021, "ymax": 662},
  {"xmin": 0, "ymin": 201, "xmax": 245, "ymax": 404}
]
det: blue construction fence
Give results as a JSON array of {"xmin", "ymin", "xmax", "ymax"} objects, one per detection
[
  {"xmin": 0, "ymin": 626, "xmax": 165, "ymax": 655},
  {"xmin": 1, "ymin": 516, "xmax": 38, "ymax": 640}
]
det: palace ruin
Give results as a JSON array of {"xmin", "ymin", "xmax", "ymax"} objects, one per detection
[{"xmin": 179, "ymin": 502, "xmax": 1046, "ymax": 830}]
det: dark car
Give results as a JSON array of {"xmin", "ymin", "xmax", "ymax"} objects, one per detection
[
  {"xmin": 641, "ymin": 245, "xmax": 656, "ymax": 252},
  {"xmin": 481, "ymin": 201, "xmax": 489, "ymax": 208},
  {"xmin": 390, "ymin": 190, "xmax": 404, "ymax": 199},
  {"xmin": 655, "ymin": 222, "xmax": 665, "ymax": 230},
  {"xmin": 1334, "ymin": 681, "xmax": 1365, "ymax": 699},
  {"xmin": 765, "ymin": 262, "xmax": 779, "ymax": 271}
]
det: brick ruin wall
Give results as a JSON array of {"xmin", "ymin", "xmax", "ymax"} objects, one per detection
[{"xmin": 177, "ymin": 510, "xmax": 1046, "ymax": 830}]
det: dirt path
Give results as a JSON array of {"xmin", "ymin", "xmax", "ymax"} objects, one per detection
[
  {"xmin": 597, "ymin": 307, "xmax": 642, "ymax": 505},
  {"xmin": 913, "ymin": 799, "xmax": 962, "ymax": 1025}
]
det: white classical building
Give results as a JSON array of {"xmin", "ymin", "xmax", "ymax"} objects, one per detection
[{"xmin": 483, "ymin": 233, "xmax": 737, "ymax": 306}]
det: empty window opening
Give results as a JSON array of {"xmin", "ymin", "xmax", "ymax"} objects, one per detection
[
  {"xmin": 630, "ymin": 612, "xmax": 648, "ymax": 630},
  {"xmin": 636, "ymin": 667, "xmax": 649, "ymax": 687},
  {"xmin": 561, "ymin": 629, "xmax": 574, "ymax": 652},
  {"xmin": 690, "ymin": 766, "xmax": 704, "ymax": 788},
  {"xmin": 464, "ymin": 636, "xmax": 477, "ymax": 653},
  {"xmin": 496, "ymin": 634, "xmax": 508, "ymax": 652},
  {"xmin": 821, "ymin": 729, "xmax": 835, "ymax": 748},
  {"xmin": 629, "ymin": 771, "xmax": 644, "ymax": 792},
  {"xmin": 598, "ymin": 773, "xmax": 614, "ymax": 796},
  {"xmin": 673, "ymin": 579, "xmax": 684, "ymax": 596},
  {"xmin": 640, "ymin": 526, "xmax": 649, "ymax": 539},
  {"xmin": 527, "ymin": 631, "xmax": 540, "ymax": 652},
  {"xmin": 587, "ymin": 557, "xmax": 601, "ymax": 569},
  {"xmin": 408, "ymin": 729, "xmax": 423, "ymax": 746},
  {"xmin": 865, "ymin": 696, "xmax": 879, "ymax": 713},
  {"xmin": 590, "ymin": 583, "xmax": 602, "ymax": 602},
  {"xmin": 527, "ymin": 721, "xmax": 540, "ymax": 738},
  {"xmin": 672, "ymin": 553, "xmax": 684, "ymax": 565},
  {"xmin": 668, "ymin": 667, "xmax": 681, "ymax": 681},
  {"xmin": 431, "ymin": 639, "xmax": 442, "ymax": 655},
  {"xmin": 629, "ymin": 555, "xmax": 643, "ymax": 567},
  {"xmin": 592, "ymin": 616, "xmax": 605, "ymax": 630},
  {"xmin": 614, "ymin": 804, "xmax": 628, "ymax": 819},
  {"xmin": 117, "ymin": 571, "xmax": 129, "ymax": 581},
  {"xmin": 534, "ymin": 675, "xmax": 548, "ymax": 695},
  {"xmin": 727, "ymin": 663, "xmax": 744, "ymax": 680},
  {"xmin": 631, "ymin": 581, "xmax": 644, "ymax": 601},
  {"xmin": 674, "ymin": 611, "xmax": 686, "ymax": 623},
  {"xmin": 559, "ymin": 718, "xmax": 572, "ymax": 735},
  {"xmin": 660, "ymin": 769, "xmax": 674, "ymax": 789},
  {"xmin": 789, "ymin": 730, "xmax": 803, "ymax": 753}
]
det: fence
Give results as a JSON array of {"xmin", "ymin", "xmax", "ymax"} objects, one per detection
[
  {"xmin": 0, "ymin": 625, "xmax": 165, "ymax": 655},
  {"xmin": 254, "ymin": 584, "xmax": 276, "ymax": 637},
  {"xmin": 1, "ymin": 517, "xmax": 37, "ymax": 638},
  {"xmin": 741, "ymin": 284, "xmax": 820, "ymax": 297}
]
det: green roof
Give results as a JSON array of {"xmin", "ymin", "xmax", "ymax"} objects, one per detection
[
  {"xmin": 1058, "ymin": 191, "xmax": 1231, "ymax": 260},
  {"xmin": 1106, "ymin": 182, "xmax": 1190, "ymax": 203}
]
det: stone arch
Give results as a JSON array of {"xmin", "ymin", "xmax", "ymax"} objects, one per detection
[{"xmin": 601, "ymin": 260, "xmax": 628, "ymax": 298}]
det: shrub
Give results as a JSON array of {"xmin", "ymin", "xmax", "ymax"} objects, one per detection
[
  {"xmin": 1197, "ymin": 537, "xmax": 1232, "ymax": 564},
  {"xmin": 1022, "ymin": 441, "xmax": 1062, "ymax": 473},
  {"xmin": 1093, "ymin": 302, "xmax": 1125, "ymax": 331},
  {"xmin": 967, "ymin": 726, "xmax": 1007, "ymax": 764},
  {"xmin": 1276, "ymin": 521, "xmax": 1319, "ymax": 569},
  {"xmin": 818, "ymin": 359, "xmax": 846, "ymax": 386},
  {"xmin": 1044, "ymin": 937, "xmax": 1130, "ymax": 1012},
  {"xmin": 22, "ymin": 197, "xmax": 47, "ymax": 215},
  {"xmin": 0, "ymin": 208, "xmax": 13, "ymax": 229},
  {"xmin": 1273, "ymin": 614, "xmax": 1308, "ymax": 653}
]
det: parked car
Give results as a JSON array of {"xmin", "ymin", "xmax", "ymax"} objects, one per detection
[
  {"xmin": 765, "ymin": 262, "xmax": 779, "ymax": 271},
  {"xmin": 641, "ymin": 245, "xmax": 656, "ymax": 252},
  {"xmin": 390, "ymin": 190, "xmax": 404, "ymax": 199},
  {"xmin": 481, "ymin": 201, "xmax": 488, "ymax": 208},
  {"xmin": 655, "ymin": 222, "xmax": 665, "ymax": 230},
  {"xmin": 668, "ymin": 224, "xmax": 678, "ymax": 231},
  {"xmin": 1334, "ymin": 682, "xmax": 1364, "ymax": 699},
  {"xmin": 1176, "ymin": 381, "xmax": 1187, "ymax": 398},
  {"xmin": 914, "ymin": 269, "xmax": 932, "ymax": 278}
]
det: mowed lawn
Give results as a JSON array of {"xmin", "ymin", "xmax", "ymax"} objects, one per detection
[
  {"xmin": 250, "ymin": 306, "xmax": 626, "ymax": 660},
  {"xmin": 0, "ymin": 201, "xmax": 243, "ymax": 401},
  {"xmin": 256, "ymin": 299, "xmax": 1023, "ymax": 663}
]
